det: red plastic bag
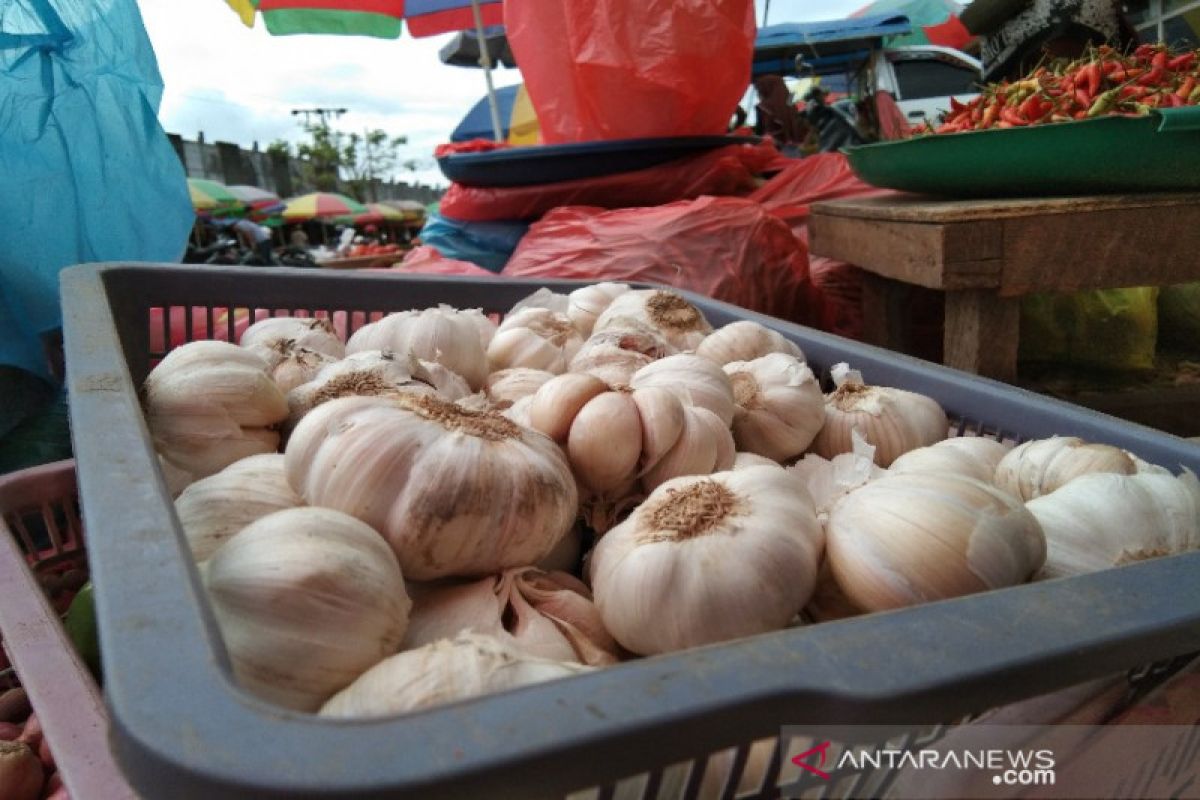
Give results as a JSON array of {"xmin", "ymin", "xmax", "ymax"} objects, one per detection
[
  {"xmin": 390, "ymin": 245, "xmax": 498, "ymax": 277},
  {"xmin": 504, "ymin": 0, "xmax": 757, "ymax": 143},
  {"xmin": 503, "ymin": 197, "xmax": 814, "ymax": 323},
  {"xmin": 440, "ymin": 141, "xmax": 785, "ymax": 222}
]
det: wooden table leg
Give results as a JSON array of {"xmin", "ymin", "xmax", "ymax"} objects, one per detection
[
  {"xmin": 943, "ymin": 290, "xmax": 1020, "ymax": 381},
  {"xmin": 860, "ymin": 273, "xmax": 913, "ymax": 355}
]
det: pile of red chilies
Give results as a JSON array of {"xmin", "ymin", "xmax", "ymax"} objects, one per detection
[{"xmin": 934, "ymin": 44, "xmax": 1200, "ymax": 134}]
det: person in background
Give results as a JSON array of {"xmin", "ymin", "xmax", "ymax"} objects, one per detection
[
  {"xmin": 962, "ymin": 0, "xmax": 1137, "ymax": 83},
  {"xmin": 289, "ymin": 227, "xmax": 310, "ymax": 250},
  {"xmin": 232, "ymin": 217, "xmax": 275, "ymax": 265}
]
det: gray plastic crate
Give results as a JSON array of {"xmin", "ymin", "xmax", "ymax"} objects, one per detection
[{"xmin": 61, "ymin": 263, "xmax": 1200, "ymax": 800}]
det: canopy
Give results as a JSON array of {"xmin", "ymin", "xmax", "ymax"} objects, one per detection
[
  {"xmin": 283, "ymin": 192, "xmax": 369, "ymax": 221},
  {"xmin": 851, "ymin": 0, "xmax": 972, "ymax": 49},
  {"xmin": 450, "ymin": 83, "xmax": 539, "ymax": 145},
  {"xmin": 188, "ymin": 178, "xmax": 243, "ymax": 215},
  {"xmin": 439, "ymin": 25, "xmax": 515, "ymax": 68},
  {"xmin": 753, "ymin": 14, "xmax": 912, "ymax": 76}
]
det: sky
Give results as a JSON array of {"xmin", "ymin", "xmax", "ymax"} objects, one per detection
[{"xmin": 136, "ymin": 0, "xmax": 864, "ymax": 189}]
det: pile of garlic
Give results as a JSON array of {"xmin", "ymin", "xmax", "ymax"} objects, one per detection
[{"xmin": 135, "ymin": 284, "xmax": 1199, "ymax": 720}]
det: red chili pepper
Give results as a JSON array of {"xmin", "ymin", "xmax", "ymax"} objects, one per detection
[
  {"xmin": 1178, "ymin": 77, "xmax": 1197, "ymax": 99},
  {"xmin": 1086, "ymin": 63, "xmax": 1102, "ymax": 97},
  {"xmin": 981, "ymin": 103, "xmax": 1000, "ymax": 128},
  {"xmin": 1165, "ymin": 91, "xmax": 1185, "ymax": 107},
  {"xmin": 1075, "ymin": 88, "xmax": 1092, "ymax": 108},
  {"xmin": 1168, "ymin": 52, "xmax": 1196, "ymax": 71},
  {"xmin": 1001, "ymin": 106, "xmax": 1029, "ymax": 126},
  {"xmin": 1135, "ymin": 44, "xmax": 1156, "ymax": 58},
  {"xmin": 1138, "ymin": 68, "xmax": 1166, "ymax": 87},
  {"xmin": 1120, "ymin": 84, "xmax": 1150, "ymax": 99},
  {"xmin": 1101, "ymin": 60, "xmax": 1121, "ymax": 75}
]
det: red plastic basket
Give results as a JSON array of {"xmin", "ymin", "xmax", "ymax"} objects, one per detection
[{"xmin": 0, "ymin": 460, "xmax": 137, "ymax": 799}]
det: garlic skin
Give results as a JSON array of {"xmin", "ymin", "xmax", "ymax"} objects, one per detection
[
  {"xmin": 696, "ymin": 320, "xmax": 804, "ymax": 366},
  {"xmin": 204, "ymin": 507, "xmax": 411, "ymax": 712},
  {"xmin": 641, "ymin": 406, "xmax": 736, "ymax": 493},
  {"xmin": 593, "ymin": 289, "xmax": 713, "ymax": 351},
  {"xmin": 567, "ymin": 282, "xmax": 631, "ymax": 336},
  {"xmin": 484, "ymin": 368, "xmax": 556, "ymax": 408},
  {"xmin": 1027, "ymin": 471, "xmax": 1200, "ymax": 580},
  {"xmin": 286, "ymin": 394, "xmax": 578, "ymax": 580},
  {"xmin": 403, "ymin": 567, "xmax": 620, "ymax": 665},
  {"xmin": 994, "ymin": 436, "xmax": 1137, "ymax": 501},
  {"xmin": 723, "ymin": 354, "xmax": 824, "ymax": 461},
  {"xmin": 509, "ymin": 287, "xmax": 571, "ymax": 315},
  {"xmin": 346, "ymin": 305, "xmax": 491, "ymax": 390},
  {"xmin": 630, "ymin": 354, "xmax": 737, "ymax": 427},
  {"xmin": 890, "ymin": 437, "xmax": 1013, "ymax": 485},
  {"xmin": 319, "ymin": 632, "xmax": 590, "ymax": 719},
  {"xmin": 731, "ymin": 451, "xmax": 782, "ymax": 470},
  {"xmin": 240, "ymin": 316, "xmax": 345, "ymax": 361},
  {"xmin": 415, "ymin": 359, "xmax": 472, "ymax": 400},
  {"xmin": 569, "ymin": 325, "xmax": 675, "ymax": 386},
  {"xmin": 486, "ymin": 307, "xmax": 584, "ymax": 374},
  {"xmin": 286, "ymin": 350, "xmax": 439, "ymax": 427},
  {"xmin": 790, "ymin": 430, "xmax": 884, "ymax": 519},
  {"xmin": 269, "ymin": 345, "xmax": 340, "ymax": 394},
  {"xmin": 811, "ymin": 364, "xmax": 948, "ymax": 467},
  {"xmin": 175, "ymin": 454, "xmax": 304, "ymax": 562},
  {"xmin": 590, "ymin": 467, "xmax": 824, "ymax": 655},
  {"xmin": 826, "ymin": 472, "xmax": 1046, "ymax": 612},
  {"xmin": 502, "ymin": 394, "xmax": 535, "ymax": 427},
  {"xmin": 144, "ymin": 341, "xmax": 289, "ymax": 480}
]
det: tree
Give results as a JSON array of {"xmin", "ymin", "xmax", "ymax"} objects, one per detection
[
  {"xmin": 343, "ymin": 129, "xmax": 408, "ymax": 202},
  {"xmin": 293, "ymin": 122, "xmax": 348, "ymax": 193}
]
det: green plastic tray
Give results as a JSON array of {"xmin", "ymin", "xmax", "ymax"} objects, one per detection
[{"xmin": 845, "ymin": 107, "xmax": 1200, "ymax": 197}]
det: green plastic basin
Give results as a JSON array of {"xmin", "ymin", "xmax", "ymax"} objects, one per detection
[{"xmin": 844, "ymin": 107, "xmax": 1200, "ymax": 197}]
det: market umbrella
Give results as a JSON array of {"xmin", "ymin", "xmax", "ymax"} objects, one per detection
[
  {"xmin": 282, "ymin": 192, "xmax": 369, "ymax": 222},
  {"xmin": 439, "ymin": 25, "xmax": 515, "ymax": 68},
  {"xmin": 381, "ymin": 199, "xmax": 427, "ymax": 222},
  {"xmin": 850, "ymin": 0, "xmax": 972, "ymax": 49},
  {"xmin": 366, "ymin": 203, "xmax": 406, "ymax": 222},
  {"xmin": 227, "ymin": 184, "xmax": 285, "ymax": 220},
  {"xmin": 188, "ymin": 178, "xmax": 244, "ymax": 215},
  {"xmin": 450, "ymin": 83, "xmax": 539, "ymax": 144}
]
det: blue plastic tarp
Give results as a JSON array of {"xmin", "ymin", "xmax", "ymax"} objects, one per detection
[
  {"xmin": 418, "ymin": 212, "xmax": 527, "ymax": 273},
  {"xmin": 0, "ymin": 0, "xmax": 193, "ymax": 381},
  {"xmin": 753, "ymin": 13, "xmax": 912, "ymax": 75}
]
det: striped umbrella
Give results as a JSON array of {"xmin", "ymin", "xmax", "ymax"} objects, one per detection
[
  {"xmin": 283, "ymin": 192, "xmax": 369, "ymax": 222},
  {"xmin": 227, "ymin": 185, "xmax": 285, "ymax": 220},
  {"xmin": 187, "ymin": 178, "xmax": 244, "ymax": 215},
  {"xmin": 381, "ymin": 199, "xmax": 427, "ymax": 222},
  {"xmin": 851, "ymin": 0, "xmax": 972, "ymax": 49},
  {"xmin": 240, "ymin": 0, "xmax": 503, "ymax": 39},
  {"xmin": 367, "ymin": 203, "xmax": 406, "ymax": 221}
]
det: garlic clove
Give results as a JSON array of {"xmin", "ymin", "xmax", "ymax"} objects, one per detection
[
  {"xmin": 825, "ymin": 472, "xmax": 1046, "ymax": 612},
  {"xmin": 994, "ymin": 436, "xmax": 1138, "ymax": 501},
  {"xmin": 641, "ymin": 406, "xmax": 734, "ymax": 493},
  {"xmin": 630, "ymin": 354, "xmax": 736, "ymax": 427},
  {"xmin": 568, "ymin": 392, "xmax": 644, "ymax": 493},
  {"xmin": 319, "ymin": 632, "xmax": 591, "ymax": 719},
  {"xmin": 695, "ymin": 320, "xmax": 804, "ymax": 366},
  {"xmin": 485, "ymin": 368, "xmax": 556, "ymax": 408},
  {"xmin": 568, "ymin": 324, "xmax": 674, "ymax": 386},
  {"xmin": 529, "ymin": 372, "xmax": 608, "ymax": 443},
  {"xmin": 509, "ymin": 287, "xmax": 571, "ymax": 315},
  {"xmin": 269, "ymin": 344, "xmax": 340, "ymax": 394},
  {"xmin": 890, "ymin": 436, "xmax": 1013, "ymax": 485},
  {"xmin": 487, "ymin": 307, "xmax": 583, "ymax": 374},
  {"xmin": 346, "ymin": 305, "xmax": 491, "ymax": 390},
  {"xmin": 240, "ymin": 316, "xmax": 345, "ymax": 360},
  {"xmin": 567, "ymin": 282, "xmax": 631, "ymax": 336},
  {"xmin": 630, "ymin": 387, "xmax": 686, "ymax": 472}
]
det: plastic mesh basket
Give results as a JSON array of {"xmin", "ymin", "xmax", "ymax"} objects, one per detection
[{"xmin": 0, "ymin": 461, "xmax": 137, "ymax": 799}]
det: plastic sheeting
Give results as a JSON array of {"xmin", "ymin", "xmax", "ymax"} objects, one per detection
[
  {"xmin": 439, "ymin": 141, "xmax": 787, "ymax": 222},
  {"xmin": 0, "ymin": 0, "xmax": 193, "ymax": 380},
  {"xmin": 504, "ymin": 0, "xmax": 756, "ymax": 143},
  {"xmin": 503, "ymin": 197, "xmax": 813, "ymax": 323},
  {"xmin": 416, "ymin": 213, "xmax": 529, "ymax": 273},
  {"xmin": 392, "ymin": 245, "xmax": 499, "ymax": 277}
]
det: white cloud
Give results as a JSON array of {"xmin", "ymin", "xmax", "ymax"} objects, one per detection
[{"xmin": 136, "ymin": 0, "xmax": 863, "ymax": 189}]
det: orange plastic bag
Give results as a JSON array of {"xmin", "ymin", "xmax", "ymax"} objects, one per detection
[
  {"xmin": 391, "ymin": 245, "xmax": 498, "ymax": 277},
  {"xmin": 503, "ymin": 197, "xmax": 814, "ymax": 324},
  {"xmin": 503, "ymin": 0, "xmax": 757, "ymax": 143}
]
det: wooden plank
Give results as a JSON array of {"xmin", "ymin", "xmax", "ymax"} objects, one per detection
[
  {"xmin": 943, "ymin": 290, "xmax": 1021, "ymax": 381},
  {"xmin": 860, "ymin": 274, "xmax": 913, "ymax": 353},
  {"xmin": 810, "ymin": 213, "xmax": 1003, "ymax": 289},
  {"xmin": 998, "ymin": 204, "xmax": 1200, "ymax": 295},
  {"xmin": 813, "ymin": 192, "xmax": 1200, "ymax": 224}
]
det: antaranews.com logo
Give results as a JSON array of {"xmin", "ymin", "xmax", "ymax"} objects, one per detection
[{"xmin": 790, "ymin": 739, "xmax": 1056, "ymax": 787}]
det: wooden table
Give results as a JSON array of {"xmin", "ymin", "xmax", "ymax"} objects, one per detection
[
  {"xmin": 809, "ymin": 193, "xmax": 1200, "ymax": 381},
  {"xmin": 317, "ymin": 254, "xmax": 404, "ymax": 270}
]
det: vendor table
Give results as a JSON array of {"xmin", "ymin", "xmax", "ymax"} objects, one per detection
[
  {"xmin": 316, "ymin": 253, "xmax": 405, "ymax": 270},
  {"xmin": 809, "ymin": 193, "xmax": 1200, "ymax": 381}
]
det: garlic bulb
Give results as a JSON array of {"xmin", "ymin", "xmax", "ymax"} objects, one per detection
[
  {"xmin": 1027, "ymin": 471, "xmax": 1200, "ymax": 580},
  {"xmin": 722, "ymin": 354, "xmax": 824, "ymax": 461},
  {"xmin": 286, "ymin": 394, "xmax": 578, "ymax": 580},
  {"xmin": 696, "ymin": 320, "xmax": 804, "ymax": 366},
  {"xmin": 484, "ymin": 368, "xmax": 556, "ymax": 408},
  {"xmin": 346, "ymin": 305, "xmax": 491, "ymax": 390},
  {"xmin": 403, "ymin": 568, "xmax": 619, "ymax": 665},
  {"xmin": 175, "ymin": 454, "xmax": 303, "ymax": 562},
  {"xmin": 641, "ymin": 406, "xmax": 736, "ymax": 493},
  {"xmin": 568, "ymin": 325, "xmax": 675, "ymax": 386},
  {"xmin": 509, "ymin": 287, "xmax": 571, "ymax": 315},
  {"xmin": 415, "ymin": 359, "xmax": 472, "ymax": 400},
  {"xmin": 486, "ymin": 307, "xmax": 584, "ymax": 374},
  {"xmin": 204, "ymin": 507, "xmax": 411, "ymax": 712},
  {"xmin": 810, "ymin": 364, "xmax": 948, "ymax": 467},
  {"xmin": 590, "ymin": 467, "xmax": 824, "ymax": 655},
  {"xmin": 826, "ymin": 472, "xmax": 1046, "ymax": 612},
  {"xmin": 630, "ymin": 354, "xmax": 737, "ymax": 427},
  {"xmin": 567, "ymin": 282, "xmax": 630, "ymax": 336},
  {"xmin": 268, "ymin": 344, "xmax": 340, "ymax": 394},
  {"xmin": 994, "ymin": 436, "xmax": 1137, "ymax": 500},
  {"xmin": 240, "ymin": 316, "xmax": 345, "ymax": 361},
  {"xmin": 890, "ymin": 437, "xmax": 1013, "ymax": 485},
  {"xmin": 593, "ymin": 289, "xmax": 713, "ymax": 351},
  {"xmin": 286, "ymin": 350, "xmax": 439, "ymax": 427},
  {"xmin": 320, "ymin": 632, "xmax": 590, "ymax": 719},
  {"xmin": 143, "ymin": 341, "xmax": 289, "ymax": 480},
  {"xmin": 731, "ymin": 451, "xmax": 782, "ymax": 470},
  {"xmin": 789, "ymin": 430, "xmax": 884, "ymax": 519},
  {"xmin": 502, "ymin": 394, "xmax": 535, "ymax": 427}
]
